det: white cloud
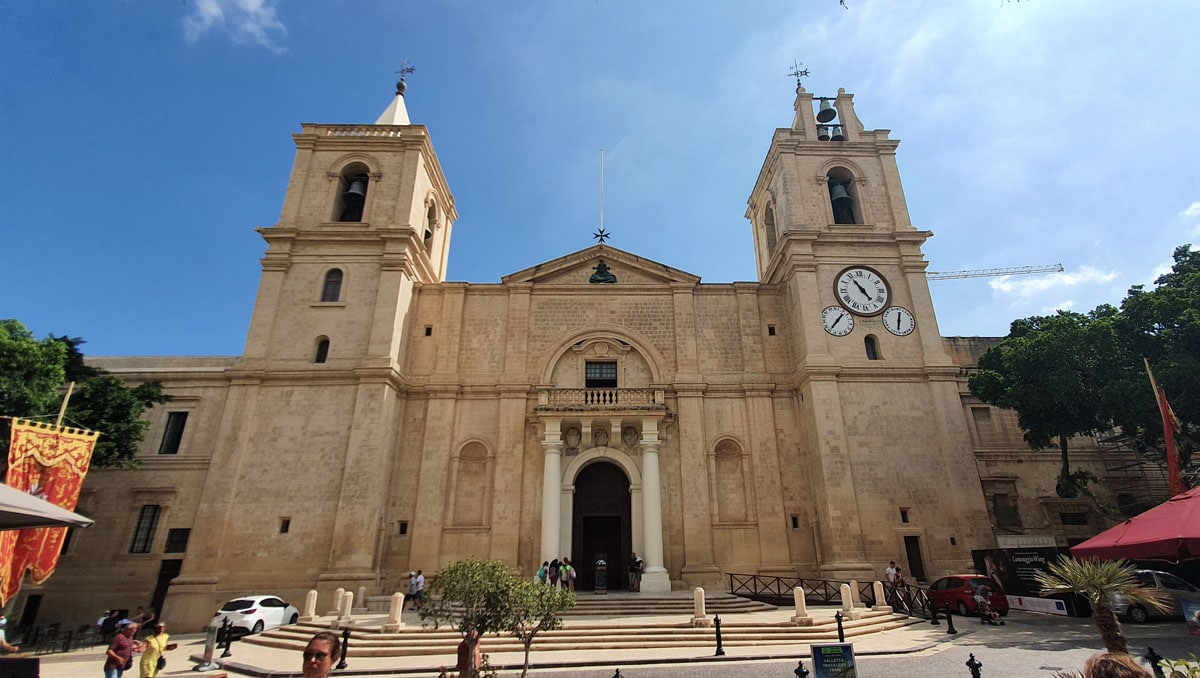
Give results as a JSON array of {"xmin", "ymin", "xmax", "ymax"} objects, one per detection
[
  {"xmin": 183, "ymin": 0, "xmax": 285, "ymax": 51},
  {"xmin": 989, "ymin": 265, "xmax": 1119, "ymax": 299},
  {"xmin": 1180, "ymin": 202, "xmax": 1200, "ymax": 220},
  {"xmin": 1041, "ymin": 300, "xmax": 1075, "ymax": 314}
]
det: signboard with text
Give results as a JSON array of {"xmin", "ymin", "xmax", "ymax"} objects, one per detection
[
  {"xmin": 972, "ymin": 547, "xmax": 1085, "ymax": 616},
  {"xmin": 811, "ymin": 642, "xmax": 857, "ymax": 678}
]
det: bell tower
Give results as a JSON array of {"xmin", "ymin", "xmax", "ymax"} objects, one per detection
[
  {"xmin": 242, "ymin": 75, "xmax": 458, "ymax": 368},
  {"xmin": 746, "ymin": 85, "xmax": 993, "ymax": 581}
]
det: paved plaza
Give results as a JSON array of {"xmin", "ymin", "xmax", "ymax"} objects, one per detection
[{"xmin": 31, "ymin": 608, "xmax": 1198, "ymax": 677}]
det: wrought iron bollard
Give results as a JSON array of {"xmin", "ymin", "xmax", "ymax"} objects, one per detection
[
  {"xmin": 944, "ymin": 605, "xmax": 957, "ymax": 635},
  {"xmin": 713, "ymin": 615, "xmax": 725, "ymax": 656},
  {"xmin": 794, "ymin": 659, "xmax": 811, "ymax": 677},
  {"xmin": 336, "ymin": 627, "xmax": 350, "ymax": 670},
  {"xmin": 612, "ymin": 670, "xmax": 622, "ymax": 678},
  {"xmin": 1145, "ymin": 647, "xmax": 1165, "ymax": 678},
  {"xmin": 835, "ymin": 611, "xmax": 845, "ymax": 643},
  {"xmin": 966, "ymin": 653, "xmax": 982, "ymax": 677},
  {"xmin": 220, "ymin": 619, "xmax": 234, "ymax": 658},
  {"xmin": 930, "ymin": 603, "xmax": 941, "ymax": 626}
]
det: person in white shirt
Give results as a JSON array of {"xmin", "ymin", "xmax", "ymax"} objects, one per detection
[{"xmin": 885, "ymin": 561, "xmax": 897, "ymax": 584}]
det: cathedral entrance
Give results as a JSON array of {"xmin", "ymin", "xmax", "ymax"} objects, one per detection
[{"xmin": 571, "ymin": 461, "xmax": 632, "ymax": 591}]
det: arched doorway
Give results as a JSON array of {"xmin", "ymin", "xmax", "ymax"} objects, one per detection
[{"xmin": 572, "ymin": 461, "xmax": 632, "ymax": 591}]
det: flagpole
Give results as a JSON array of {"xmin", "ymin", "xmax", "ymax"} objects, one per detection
[{"xmin": 54, "ymin": 382, "xmax": 75, "ymax": 428}]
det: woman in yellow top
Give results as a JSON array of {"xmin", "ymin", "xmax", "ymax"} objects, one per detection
[{"xmin": 140, "ymin": 622, "xmax": 173, "ymax": 678}]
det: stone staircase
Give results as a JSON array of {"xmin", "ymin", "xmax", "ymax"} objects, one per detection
[{"xmin": 242, "ymin": 593, "xmax": 916, "ymax": 659}]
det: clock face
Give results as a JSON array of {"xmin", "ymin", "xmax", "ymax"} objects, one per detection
[
  {"xmin": 821, "ymin": 305, "xmax": 855, "ymax": 336},
  {"xmin": 882, "ymin": 306, "xmax": 916, "ymax": 336},
  {"xmin": 835, "ymin": 267, "xmax": 890, "ymax": 316}
]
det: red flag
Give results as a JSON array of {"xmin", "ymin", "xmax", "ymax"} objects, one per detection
[
  {"xmin": 1144, "ymin": 359, "xmax": 1188, "ymax": 497},
  {"xmin": 0, "ymin": 419, "xmax": 98, "ymax": 605}
]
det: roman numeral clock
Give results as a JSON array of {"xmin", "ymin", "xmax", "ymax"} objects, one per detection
[{"xmin": 822, "ymin": 266, "xmax": 916, "ymax": 337}]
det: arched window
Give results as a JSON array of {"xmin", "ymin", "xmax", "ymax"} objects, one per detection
[
  {"xmin": 425, "ymin": 203, "xmax": 437, "ymax": 255},
  {"xmin": 321, "ymin": 269, "xmax": 343, "ymax": 302},
  {"xmin": 764, "ymin": 205, "xmax": 778, "ymax": 252},
  {"xmin": 714, "ymin": 439, "xmax": 748, "ymax": 523},
  {"xmin": 864, "ymin": 334, "xmax": 880, "ymax": 360},
  {"xmin": 827, "ymin": 167, "xmax": 861, "ymax": 225},
  {"xmin": 314, "ymin": 337, "xmax": 330, "ymax": 363},
  {"xmin": 334, "ymin": 164, "xmax": 370, "ymax": 222}
]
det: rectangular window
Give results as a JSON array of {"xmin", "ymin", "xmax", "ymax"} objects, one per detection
[
  {"xmin": 398, "ymin": 521, "xmax": 408, "ymax": 536},
  {"xmin": 790, "ymin": 515, "xmax": 799, "ymax": 529},
  {"xmin": 1060, "ymin": 512, "xmax": 1089, "ymax": 525},
  {"xmin": 158, "ymin": 412, "xmax": 188, "ymax": 455},
  {"xmin": 585, "ymin": 361, "xmax": 618, "ymax": 388},
  {"xmin": 280, "ymin": 518, "xmax": 291, "ymax": 534},
  {"xmin": 768, "ymin": 325, "xmax": 777, "ymax": 336},
  {"xmin": 129, "ymin": 505, "xmax": 161, "ymax": 554},
  {"xmin": 992, "ymin": 494, "xmax": 1022, "ymax": 528},
  {"xmin": 424, "ymin": 326, "xmax": 433, "ymax": 336},
  {"xmin": 164, "ymin": 528, "xmax": 190, "ymax": 553},
  {"xmin": 899, "ymin": 508, "xmax": 910, "ymax": 524}
]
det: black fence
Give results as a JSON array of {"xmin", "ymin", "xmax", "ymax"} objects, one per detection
[{"xmin": 727, "ymin": 573, "xmax": 935, "ymax": 619}]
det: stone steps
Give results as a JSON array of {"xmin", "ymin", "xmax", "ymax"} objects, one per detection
[{"xmin": 242, "ymin": 609, "xmax": 914, "ymax": 658}]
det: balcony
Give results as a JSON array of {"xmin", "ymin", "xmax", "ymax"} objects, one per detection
[{"xmin": 536, "ymin": 388, "xmax": 666, "ymax": 412}]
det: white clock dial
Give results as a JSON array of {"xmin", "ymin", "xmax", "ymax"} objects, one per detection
[
  {"xmin": 821, "ymin": 305, "xmax": 855, "ymax": 336},
  {"xmin": 835, "ymin": 267, "xmax": 890, "ymax": 316},
  {"xmin": 882, "ymin": 306, "xmax": 916, "ymax": 336}
]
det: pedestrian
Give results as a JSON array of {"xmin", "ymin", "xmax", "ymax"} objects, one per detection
[
  {"xmin": 885, "ymin": 561, "xmax": 897, "ymax": 584},
  {"xmin": 564, "ymin": 558, "xmax": 576, "ymax": 592},
  {"xmin": 548, "ymin": 558, "xmax": 560, "ymax": 589},
  {"xmin": 538, "ymin": 561, "xmax": 548, "ymax": 585},
  {"xmin": 405, "ymin": 572, "xmax": 418, "ymax": 610},
  {"xmin": 1081, "ymin": 652, "xmax": 1154, "ymax": 678},
  {"xmin": 414, "ymin": 569, "xmax": 425, "ymax": 610},
  {"xmin": 0, "ymin": 617, "xmax": 19, "ymax": 654},
  {"xmin": 103, "ymin": 621, "xmax": 142, "ymax": 678},
  {"xmin": 973, "ymin": 583, "xmax": 1003, "ymax": 626},
  {"xmin": 628, "ymin": 552, "xmax": 641, "ymax": 592},
  {"xmin": 301, "ymin": 631, "xmax": 341, "ymax": 678},
  {"xmin": 893, "ymin": 566, "xmax": 905, "ymax": 586},
  {"xmin": 101, "ymin": 610, "xmax": 122, "ymax": 640},
  {"xmin": 892, "ymin": 568, "xmax": 910, "ymax": 613},
  {"xmin": 139, "ymin": 622, "xmax": 174, "ymax": 678}
]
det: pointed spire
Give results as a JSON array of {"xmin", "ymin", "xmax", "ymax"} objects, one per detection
[{"xmin": 375, "ymin": 64, "xmax": 414, "ymax": 126}]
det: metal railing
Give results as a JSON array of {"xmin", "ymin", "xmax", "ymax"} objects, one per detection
[{"xmin": 728, "ymin": 572, "xmax": 935, "ymax": 619}]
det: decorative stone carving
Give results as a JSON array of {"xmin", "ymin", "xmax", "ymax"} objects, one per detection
[
  {"xmin": 564, "ymin": 427, "xmax": 581, "ymax": 456},
  {"xmin": 593, "ymin": 427, "xmax": 609, "ymax": 447},
  {"xmin": 590, "ymin": 260, "xmax": 617, "ymax": 284},
  {"xmin": 622, "ymin": 426, "xmax": 639, "ymax": 449}
]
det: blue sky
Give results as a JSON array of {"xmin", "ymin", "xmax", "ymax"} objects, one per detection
[{"xmin": 5, "ymin": 1, "xmax": 1200, "ymax": 356}]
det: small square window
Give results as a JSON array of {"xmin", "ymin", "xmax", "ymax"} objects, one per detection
[
  {"xmin": 164, "ymin": 528, "xmax": 191, "ymax": 553},
  {"xmin": 424, "ymin": 326, "xmax": 433, "ymax": 337},
  {"xmin": 790, "ymin": 515, "xmax": 799, "ymax": 529},
  {"xmin": 280, "ymin": 518, "xmax": 291, "ymax": 534},
  {"xmin": 398, "ymin": 521, "xmax": 408, "ymax": 536},
  {"xmin": 768, "ymin": 325, "xmax": 777, "ymax": 336},
  {"xmin": 899, "ymin": 509, "xmax": 910, "ymax": 524},
  {"xmin": 158, "ymin": 412, "xmax": 188, "ymax": 455}
]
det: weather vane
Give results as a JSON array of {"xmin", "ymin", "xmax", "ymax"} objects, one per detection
[
  {"xmin": 593, "ymin": 227, "xmax": 611, "ymax": 244},
  {"xmin": 788, "ymin": 60, "xmax": 811, "ymax": 90},
  {"xmin": 394, "ymin": 60, "xmax": 415, "ymax": 94}
]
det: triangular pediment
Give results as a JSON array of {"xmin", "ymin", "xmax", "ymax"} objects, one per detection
[{"xmin": 502, "ymin": 245, "xmax": 701, "ymax": 286}]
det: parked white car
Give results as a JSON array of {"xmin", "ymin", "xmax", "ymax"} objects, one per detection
[
  {"xmin": 1109, "ymin": 570, "xmax": 1200, "ymax": 623},
  {"xmin": 210, "ymin": 595, "xmax": 300, "ymax": 635}
]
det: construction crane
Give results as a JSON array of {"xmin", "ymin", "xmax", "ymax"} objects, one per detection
[{"xmin": 926, "ymin": 263, "xmax": 1064, "ymax": 281}]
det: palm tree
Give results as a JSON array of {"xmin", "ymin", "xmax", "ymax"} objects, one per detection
[{"xmin": 1034, "ymin": 556, "xmax": 1169, "ymax": 654}]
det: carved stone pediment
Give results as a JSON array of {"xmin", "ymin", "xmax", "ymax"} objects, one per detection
[{"xmin": 501, "ymin": 244, "xmax": 701, "ymax": 287}]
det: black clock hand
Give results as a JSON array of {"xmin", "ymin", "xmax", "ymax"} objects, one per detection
[
  {"xmin": 852, "ymin": 280, "xmax": 870, "ymax": 299},
  {"xmin": 831, "ymin": 314, "xmax": 844, "ymax": 329}
]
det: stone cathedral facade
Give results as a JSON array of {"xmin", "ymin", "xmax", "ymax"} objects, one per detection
[{"xmin": 19, "ymin": 83, "xmax": 1148, "ymax": 631}]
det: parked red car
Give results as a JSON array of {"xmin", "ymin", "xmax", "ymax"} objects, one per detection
[{"xmin": 928, "ymin": 575, "xmax": 1009, "ymax": 617}]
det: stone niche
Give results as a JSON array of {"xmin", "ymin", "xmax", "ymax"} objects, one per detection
[{"xmin": 548, "ymin": 338, "xmax": 654, "ymax": 390}]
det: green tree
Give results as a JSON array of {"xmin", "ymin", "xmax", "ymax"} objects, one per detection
[
  {"xmin": 419, "ymin": 559, "xmax": 516, "ymax": 678},
  {"xmin": 969, "ymin": 308, "xmax": 1127, "ymax": 496},
  {"xmin": 1118, "ymin": 245, "xmax": 1200, "ymax": 480},
  {"xmin": 505, "ymin": 579, "xmax": 575, "ymax": 678},
  {"xmin": 0, "ymin": 321, "xmax": 168, "ymax": 468},
  {"xmin": 1035, "ymin": 556, "xmax": 1168, "ymax": 654}
]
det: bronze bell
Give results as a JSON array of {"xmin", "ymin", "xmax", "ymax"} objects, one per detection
[
  {"xmin": 816, "ymin": 100, "xmax": 837, "ymax": 123},
  {"xmin": 817, "ymin": 125, "xmax": 831, "ymax": 141},
  {"xmin": 829, "ymin": 183, "xmax": 852, "ymax": 204},
  {"xmin": 830, "ymin": 125, "xmax": 845, "ymax": 142},
  {"xmin": 342, "ymin": 176, "xmax": 367, "ymax": 205}
]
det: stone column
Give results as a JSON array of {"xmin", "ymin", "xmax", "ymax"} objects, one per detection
[
  {"xmin": 540, "ymin": 422, "xmax": 563, "ymax": 563},
  {"xmin": 639, "ymin": 417, "xmax": 670, "ymax": 593},
  {"xmin": 299, "ymin": 590, "xmax": 318, "ymax": 622}
]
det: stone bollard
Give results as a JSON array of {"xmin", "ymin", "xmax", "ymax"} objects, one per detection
[
  {"xmin": 871, "ymin": 581, "xmax": 892, "ymax": 613},
  {"xmin": 691, "ymin": 587, "xmax": 711, "ymax": 627},
  {"xmin": 839, "ymin": 583, "xmax": 864, "ymax": 620},
  {"xmin": 381, "ymin": 592, "xmax": 406, "ymax": 632},
  {"xmin": 791, "ymin": 586, "xmax": 814, "ymax": 626},
  {"xmin": 332, "ymin": 590, "xmax": 354, "ymax": 627},
  {"xmin": 327, "ymin": 587, "xmax": 345, "ymax": 616},
  {"xmin": 355, "ymin": 586, "xmax": 367, "ymax": 612},
  {"xmin": 300, "ymin": 589, "xmax": 318, "ymax": 622}
]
